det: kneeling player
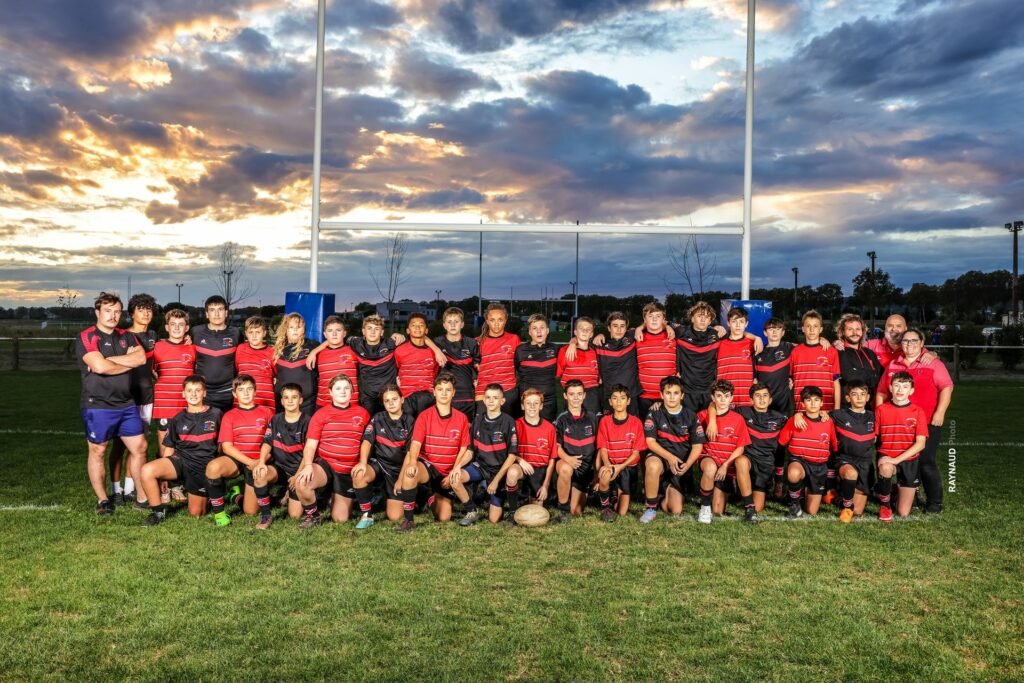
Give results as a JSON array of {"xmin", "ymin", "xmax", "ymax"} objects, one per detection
[
  {"xmin": 251, "ymin": 384, "xmax": 311, "ymax": 528},
  {"xmin": 696, "ymin": 380, "xmax": 756, "ymax": 524},
  {"xmin": 504, "ymin": 389, "xmax": 558, "ymax": 519},
  {"xmin": 140, "ymin": 375, "xmax": 222, "ymax": 525},
  {"xmin": 736, "ymin": 382, "xmax": 786, "ymax": 513},
  {"xmin": 779, "ymin": 386, "xmax": 838, "ymax": 519},
  {"xmin": 641, "ymin": 376, "xmax": 706, "ymax": 522},
  {"xmin": 874, "ymin": 372, "xmax": 928, "ymax": 521},
  {"xmin": 830, "ymin": 380, "xmax": 876, "ymax": 522},
  {"xmin": 457, "ymin": 384, "xmax": 518, "ymax": 525},
  {"xmin": 553, "ymin": 380, "xmax": 599, "ymax": 521},
  {"xmin": 351, "ymin": 385, "xmax": 415, "ymax": 529},
  {"xmin": 596, "ymin": 385, "xmax": 645, "ymax": 522}
]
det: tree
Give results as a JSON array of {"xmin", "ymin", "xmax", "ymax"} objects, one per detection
[
  {"xmin": 851, "ymin": 267, "xmax": 901, "ymax": 316},
  {"xmin": 665, "ymin": 235, "xmax": 717, "ymax": 298},
  {"xmin": 370, "ymin": 234, "xmax": 411, "ymax": 330},
  {"xmin": 905, "ymin": 283, "xmax": 940, "ymax": 324},
  {"xmin": 210, "ymin": 242, "xmax": 258, "ymax": 307},
  {"xmin": 55, "ymin": 285, "xmax": 80, "ymax": 314},
  {"xmin": 811, "ymin": 283, "xmax": 845, "ymax": 320}
]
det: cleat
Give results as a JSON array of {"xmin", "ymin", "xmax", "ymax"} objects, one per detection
[
  {"xmin": 298, "ymin": 512, "xmax": 321, "ymax": 530},
  {"xmin": 111, "ymin": 491, "xmax": 125, "ymax": 507},
  {"xmin": 256, "ymin": 513, "xmax": 273, "ymax": 530},
  {"xmin": 96, "ymin": 499, "xmax": 115, "ymax": 516},
  {"xmin": 600, "ymin": 508, "xmax": 617, "ymax": 523},
  {"xmin": 395, "ymin": 518, "xmax": 415, "ymax": 533},
  {"xmin": 773, "ymin": 481, "xmax": 785, "ymax": 502},
  {"xmin": 227, "ymin": 485, "xmax": 242, "ymax": 506},
  {"xmin": 551, "ymin": 510, "xmax": 570, "ymax": 525},
  {"xmin": 822, "ymin": 490, "xmax": 837, "ymax": 506},
  {"xmin": 169, "ymin": 486, "xmax": 186, "ymax": 502},
  {"xmin": 744, "ymin": 508, "xmax": 760, "ymax": 524},
  {"xmin": 458, "ymin": 509, "xmax": 483, "ymax": 527},
  {"xmin": 697, "ymin": 505, "xmax": 712, "ymax": 524},
  {"xmin": 213, "ymin": 511, "xmax": 231, "ymax": 527},
  {"xmin": 141, "ymin": 512, "xmax": 166, "ymax": 527},
  {"xmin": 785, "ymin": 504, "xmax": 803, "ymax": 520},
  {"xmin": 639, "ymin": 509, "xmax": 657, "ymax": 524},
  {"xmin": 878, "ymin": 506, "xmax": 893, "ymax": 523},
  {"xmin": 355, "ymin": 514, "xmax": 376, "ymax": 530},
  {"xmin": 133, "ymin": 499, "xmax": 150, "ymax": 511},
  {"xmin": 839, "ymin": 508, "xmax": 854, "ymax": 524},
  {"xmin": 124, "ymin": 491, "xmax": 136, "ymax": 505}
]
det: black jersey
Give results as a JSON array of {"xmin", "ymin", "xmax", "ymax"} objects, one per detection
[
  {"xmin": 837, "ymin": 346, "xmax": 884, "ymax": 403},
  {"xmin": 470, "ymin": 411, "xmax": 518, "ymax": 474},
  {"xmin": 674, "ymin": 324, "xmax": 720, "ymax": 397},
  {"xmin": 643, "ymin": 405, "xmax": 706, "ymax": 458},
  {"xmin": 263, "ymin": 411, "xmax": 311, "ymax": 475},
  {"xmin": 754, "ymin": 342, "xmax": 795, "ymax": 413},
  {"xmin": 735, "ymin": 406, "xmax": 786, "ymax": 463},
  {"xmin": 595, "ymin": 334, "xmax": 640, "ymax": 396},
  {"xmin": 274, "ymin": 339, "xmax": 318, "ymax": 411},
  {"xmin": 192, "ymin": 325, "xmax": 241, "ymax": 395},
  {"xmin": 515, "ymin": 341, "xmax": 558, "ymax": 396},
  {"xmin": 363, "ymin": 411, "xmax": 415, "ymax": 473},
  {"xmin": 553, "ymin": 409, "xmax": 599, "ymax": 461},
  {"xmin": 127, "ymin": 328, "xmax": 158, "ymax": 405},
  {"xmin": 75, "ymin": 326, "xmax": 141, "ymax": 410},
  {"xmin": 830, "ymin": 407, "xmax": 876, "ymax": 461},
  {"xmin": 434, "ymin": 335, "xmax": 480, "ymax": 402},
  {"xmin": 162, "ymin": 406, "xmax": 222, "ymax": 468},
  {"xmin": 349, "ymin": 337, "xmax": 397, "ymax": 399}
]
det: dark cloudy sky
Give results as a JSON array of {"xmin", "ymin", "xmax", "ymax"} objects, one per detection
[{"xmin": 1, "ymin": 0, "xmax": 1021, "ymax": 309}]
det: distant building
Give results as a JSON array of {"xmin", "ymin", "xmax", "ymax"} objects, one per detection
[{"xmin": 376, "ymin": 301, "xmax": 437, "ymax": 324}]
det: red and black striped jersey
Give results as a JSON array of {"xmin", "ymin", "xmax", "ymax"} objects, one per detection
[
  {"xmin": 433, "ymin": 335, "xmax": 479, "ymax": 402},
  {"xmin": 262, "ymin": 411, "xmax": 311, "ymax": 475},
  {"xmin": 597, "ymin": 414, "xmax": 646, "ymax": 465},
  {"xmin": 127, "ymin": 328, "xmax": 158, "ymax": 405},
  {"xmin": 674, "ymin": 324, "xmax": 721, "ymax": 398},
  {"xmin": 412, "ymin": 406, "xmax": 470, "ymax": 476},
  {"xmin": 735, "ymin": 406, "xmax": 786, "ymax": 463},
  {"xmin": 644, "ymin": 405, "xmax": 706, "ymax": 458},
  {"xmin": 349, "ymin": 337, "xmax": 398, "ymax": 399},
  {"xmin": 234, "ymin": 342, "xmax": 275, "ymax": 408},
  {"xmin": 394, "ymin": 341, "xmax": 438, "ymax": 397},
  {"xmin": 218, "ymin": 405, "xmax": 273, "ymax": 460},
  {"xmin": 363, "ymin": 411, "xmax": 415, "ymax": 471},
  {"xmin": 697, "ymin": 409, "xmax": 751, "ymax": 465},
  {"xmin": 874, "ymin": 401, "xmax": 928, "ymax": 459},
  {"xmin": 830, "ymin": 407, "xmax": 876, "ymax": 461},
  {"xmin": 315, "ymin": 345, "xmax": 360, "ymax": 407},
  {"xmin": 308, "ymin": 403, "xmax": 370, "ymax": 473},
  {"xmin": 152, "ymin": 340, "xmax": 196, "ymax": 420},
  {"xmin": 791, "ymin": 343, "xmax": 841, "ymax": 411},
  {"xmin": 76, "ymin": 326, "xmax": 141, "ymax": 410},
  {"xmin": 635, "ymin": 329, "xmax": 678, "ymax": 400},
  {"xmin": 476, "ymin": 332, "xmax": 520, "ymax": 394},
  {"xmin": 556, "ymin": 344, "xmax": 600, "ymax": 388},
  {"xmin": 779, "ymin": 414, "xmax": 837, "ymax": 464},
  {"xmin": 754, "ymin": 342, "xmax": 794, "ymax": 412},
  {"xmin": 515, "ymin": 342, "xmax": 559, "ymax": 396},
  {"xmin": 515, "ymin": 417, "xmax": 558, "ymax": 468},
  {"xmin": 470, "ymin": 411, "xmax": 518, "ymax": 472},
  {"xmin": 275, "ymin": 340, "xmax": 318, "ymax": 410},
  {"xmin": 554, "ymin": 410, "xmax": 599, "ymax": 459},
  {"xmin": 192, "ymin": 325, "xmax": 241, "ymax": 395},
  {"xmin": 595, "ymin": 335, "xmax": 640, "ymax": 396},
  {"xmin": 162, "ymin": 406, "xmax": 222, "ymax": 467},
  {"xmin": 716, "ymin": 337, "xmax": 756, "ymax": 407}
]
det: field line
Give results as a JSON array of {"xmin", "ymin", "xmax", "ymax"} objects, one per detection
[{"xmin": 0, "ymin": 504, "xmax": 63, "ymax": 512}]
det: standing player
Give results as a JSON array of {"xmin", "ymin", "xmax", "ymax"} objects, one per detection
[
  {"xmin": 672, "ymin": 302, "xmax": 726, "ymax": 412},
  {"xmin": 715, "ymin": 307, "xmax": 757, "ymax": 408},
  {"xmin": 152, "ymin": 309, "xmax": 196, "ymax": 454},
  {"xmin": 515, "ymin": 313, "xmax": 559, "ymax": 422},
  {"xmin": 504, "ymin": 389, "xmax": 558, "ymax": 517},
  {"xmin": 348, "ymin": 315, "xmax": 399, "ymax": 416},
  {"xmin": 235, "ymin": 316, "xmax": 275, "ymax": 409},
  {"xmin": 252, "ymin": 383, "xmax": 311, "ymax": 528},
  {"xmin": 556, "ymin": 316, "xmax": 602, "ymax": 416},
  {"xmin": 553, "ymin": 380, "xmax": 600, "ymax": 521},
  {"xmin": 754, "ymin": 317, "xmax": 796, "ymax": 415},
  {"xmin": 351, "ymin": 385, "xmax": 416, "ymax": 529},
  {"xmin": 595, "ymin": 385, "xmax": 646, "ymax": 521},
  {"xmin": 309, "ymin": 315, "xmax": 360, "ymax": 409},
  {"xmin": 433, "ymin": 307, "xmax": 480, "ymax": 420},
  {"xmin": 273, "ymin": 313, "xmax": 318, "ymax": 415},
  {"xmin": 695, "ymin": 380, "xmax": 756, "ymax": 524},
  {"xmin": 458, "ymin": 384, "xmax": 519, "ymax": 525},
  {"xmin": 594, "ymin": 312, "xmax": 641, "ymax": 416},
  {"xmin": 140, "ymin": 375, "xmax": 222, "ymax": 525},
  {"xmin": 192, "ymin": 295, "xmax": 241, "ymax": 412},
  {"xmin": 874, "ymin": 371, "xmax": 928, "ymax": 520},
  {"xmin": 76, "ymin": 292, "xmax": 148, "ymax": 515},
  {"xmin": 779, "ymin": 386, "xmax": 838, "ymax": 519},
  {"xmin": 632, "ymin": 302, "xmax": 679, "ymax": 417},
  {"xmin": 735, "ymin": 382, "xmax": 787, "ymax": 513},
  {"xmin": 475, "ymin": 303, "xmax": 521, "ymax": 417},
  {"xmin": 394, "ymin": 313, "xmax": 439, "ymax": 417},
  {"xmin": 833, "ymin": 313, "xmax": 884, "ymax": 402},
  {"xmin": 790, "ymin": 310, "xmax": 841, "ymax": 411},
  {"xmin": 640, "ymin": 376, "xmax": 706, "ymax": 523}
]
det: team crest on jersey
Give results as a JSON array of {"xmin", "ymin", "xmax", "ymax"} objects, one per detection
[
  {"xmin": 819, "ymin": 433, "xmax": 831, "ymax": 444},
  {"xmin": 204, "ymin": 421, "xmax": 217, "ymax": 431},
  {"xmin": 537, "ymin": 438, "xmax": 549, "ymax": 450},
  {"xmin": 904, "ymin": 417, "xmax": 917, "ymax": 429},
  {"xmin": 774, "ymin": 350, "xmax": 786, "ymax": 361},
  {"xmin": 741, "ymin": 349, "xmax": 751, "ymax": 360},
  {"xmin": 118, "ymin": 338, "xmax": 127, "ymax": 349},
  {"xmin": 492, "ymin": 431, "xmax": 504, "ymax": 441},
  {"xmin": 720, "ymin": 427, "xmax": 735, "ymax": 438},
  {"xmin": 221, "ymin": 338, "xmax": 235, "ymax": 348},
  {"xmin": 816, "ymin": 356, "xmax": 830, "ymax": 367},
  {"xmin": 644, "ymin": 419, "xmax": 655, "ymax": 430},
  {"xmin": 352, "ymin": 416, "xmax": 365, "ymax": 426},
  {"xmin": 583, "ymin": 424, "xmax": 594, "ymax": 437},
  {"xmin": 449, "ymin": 429, "xmax": 462, "ymax": 439}
]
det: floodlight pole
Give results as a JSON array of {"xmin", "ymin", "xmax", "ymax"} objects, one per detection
[
  {"xmin": 309, "ymin": 0, "xmax": 327, "ymax": 292},
  {"xmin": 574, "ymin": 231, "xmax": 580, "ymax": 320},
  {"xmin": 741, "ymin": 0, "xmax": 755, "ymax": 299},
  {"xmin": 478, "ymin": 231, "xmax": 483, "ymax": 320}
]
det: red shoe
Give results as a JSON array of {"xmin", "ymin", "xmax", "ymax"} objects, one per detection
[
  {"xmin": 878, "ymin": 506, "xmax": 893, "ymax": 523},
  {"xmin": 822, "ymin": 490, "xmax": 837, "ymax": 506}
]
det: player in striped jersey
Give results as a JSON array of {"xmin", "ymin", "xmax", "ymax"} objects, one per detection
[
  {"xmin": 476, "ymin": 303, "xmax": 521, "ymax": 417},
  {"xmin": 696, "ymin": 380, "xmax": 756, "ymax": 524},
  {"xmin": 152, "ymin": 309, "xmax": 195, "ymax": 458},
  {"xmin": 252, "ymin": 384, "xmax": 311, "ymax": 528},
  {"xmin": 716, "ymin": 307, "xmax": 757, "ymax": 408},
  {"xmin": 504, "ymin": 389, "xmax": 558, "ymax": 518},
  {"xmin": 595, "ymin": 385, "xmax": 645, "ymax": 521},
  {"xmin": 273, "ymin": 313, "xmax": 319, "ymax": 415},
  {"xmin": 790, "ymin": 310, "xmax": 841, "ymax": 412},
  {"xmin": 192, "ymin": 296, "xmax": 241, "ymax": 412},
  {"xmin": 641, "ymin": 376, "xmax": 705, "ymax": 522},
  {"xmin": 395, "ymin": 372, "xmax": 471, "ymax": 532},
  {"xmin": 434, "ymin": 307, "xmax": 480, "ymax": 420},
  {"xmin": 671, "ymin": 301, "xmax": 729, "ymax": 413},
  {"xmin": 394, "ymin": 313, "xmax": 438, "ymax": 417},
  {"xmin": 556, "ymin": 316, "xmax": 602, "ymax": 416},
  {"xmin": 348, "ymin": 315, "xmax": 400, "ymax": 416},
  {"xmin": 515, "ymin": 313, "xmax": 559, "ymax": 421},
  {"xmin": 573, "ymin": 311, "xmax": 642, "ymax": 415},
  {"xmin": 457, "ymin": 384, "xmax": 518, "ymax": 525},
  {"xmin": 204, "ymin": 375, "xmax": 274, "ymax": 526},
  {"xmin": 351, "ymin": 385, "xmax": 416, "ymax": 528},
  {"xmin": 753, "ymin": 317, "xmax": 796, "ymax": 416},
  {"xmin": 874, "ymin": 372, "xmax": 928, "ymax": 521},
  {"xmin": 633, "ymin": 302, "xmax": 679, "ymax": 417},
  {"xmin": 294, "ymin": 374, "xmax": 371, "ymax": 528},
  {"xmin": 735, "ymin": 382, "xmax": 786, "ymax": 513},
  {"xmin": 234, "ymin": 316, "xmax": 275, "ymax": 409},
  {"xmin": 779, "ymin": 386, "xmax": 838, "ymax": 519},
  {"xmin": 307, "ymin": 316, "xmax": 359, "ymax": 407},
  {"xmin": 553, "ymin": 380, "xmax": 600, "ymax": 521},
  {"xmin": 829, "ymin": 380, "xmax": 876, "ymax": 522}
]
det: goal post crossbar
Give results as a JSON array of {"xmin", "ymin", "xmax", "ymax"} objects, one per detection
[{"xmin": 317, "ymin": 221, "xmax": 743, "ymax": 236}]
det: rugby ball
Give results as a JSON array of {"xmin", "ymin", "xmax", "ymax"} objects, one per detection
[{"xmin": 513, "ymin": 504, "xmax": 550, "ymax": 527}]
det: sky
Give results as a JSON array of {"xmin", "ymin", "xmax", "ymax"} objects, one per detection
[{"xmin": 1, "ymin": 0, "xmax": 1022, "ymax": 309}]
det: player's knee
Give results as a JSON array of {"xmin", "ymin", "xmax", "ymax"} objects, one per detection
[
  {"xmin": 556, "ymin": 461, "xmax": 571, "ymax": 478},
  {"xmin": 645, "ymin": 458, "xmax": 663, "ymax": 475},
  {"xmin": 734, "ymin": 456, "xmax": 750, "ymax": 472},
  {"xmin": 787, "ymin": 463, "xmax": 804, "ymax": 482}
]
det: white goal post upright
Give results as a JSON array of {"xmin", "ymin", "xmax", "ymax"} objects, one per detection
[{"xmin": 308, "ymin": 0, "xmax": 756, "ymax": 298}]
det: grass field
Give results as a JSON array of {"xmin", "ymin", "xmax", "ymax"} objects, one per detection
[{"xmin": 1, "ymin": 371, "xmax": 1022, "ymax": 682}]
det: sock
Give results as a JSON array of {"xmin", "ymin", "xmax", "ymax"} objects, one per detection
[
  {"xmin": 255, "ymin": 484, "xmax": 271, "ymax": 516},
  {"xmin": 645, "ymin": 497, "xmax": 658, "ymax": 510},
  {"xmin": 599, "ymin": 491, "xmax": 611, "ymax": 509},
  {"xmin": 112, "ymin": 481, "xmax": 123, "ymax": 495},
  {"xmin": 876, "ymin": 477, "xmax": 893, "ymax": 509},
  {"xmin": 150, "ymin": 503, "xmax": 166, "ymax": 516},
  {"xmin": 354, "ymin": 484, "xmax": 374, "ymax": 516},
  {"xmin": 400, "ymin": 487, "xmax": 416, "ymax": 521},
  {"xmin": 774, "ymin": 467, "xmax": 784, "ymax": 478},
  {"xmin": 506, "ymin": 484, "xmax": 522, "ymax": 511},
  {"xmin": 742, "ymin": 494, "xmax": 754, "ymax": 510},
  {"xmin": 787, "ymin": 480, "xmax": 803, "ymax": 506},
  {"xmin": 840, "ymin": 478, "xmax": 856, "ymax": 509},
  {"xmin": 826, "ymin": 469, "xmax": 838, "ymax": 492},
  {"xmin": 557, "ymin": 499, "xmax": 570, "ymax": 512},
  {"xmin": 302, "ymin": 502, "xmax": 318, "ymax": 518},
  {"xmin": 700, "ymin": 487, "xmax": 713, "ymax": 507},
  {"xmin": 207, "ymin": 477, "xmax": 226, "ymax": 514},
  {"xmin": 463, "ymin": 497, "xmax": 478, "ymax": 513},
  {"xmin": 124, "ymin": 478, "xmax": 135, "ymax": 495}
]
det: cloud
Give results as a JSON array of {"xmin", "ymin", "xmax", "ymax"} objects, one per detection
[{"xmin": 391, "ymin": 50, "xmax": 500, "ymax": 99}]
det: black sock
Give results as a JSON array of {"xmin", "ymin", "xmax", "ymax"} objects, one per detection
[
  {"xmin": 151, "ymin": 503, "xmax": 166, "ymax": 516},
  {"xmin": 787, "ymin": 479, "xmax": 803, "ymax": 506},
  {"xmin": 699, "ymin": 487, "xmax": 713, "ymax": 507},
  {"xmin": 302, "ymin": 502, "xmax": 317, "ymax": 517},
  {"xmin": 208, "ymin": 477, "xmax": 225, "ymax": 514},
  {"xmin": 506, "ymin": 484, "xmax": 522, "ymax": 511},
  {"xmin": 400, "ymin": 487, "xmax": 416, "ymax": 521},
  {"xmin": 840, "ymin": 478, "xmax": 856, "ymax": 508},
  {"xmin": 557, "ymin": 499, "xmax": 570, "ymax": 512},
  {"xmin": 826, "ymin": 468, "xmax": 837, "ymax": 492},
  {"xmin": 599, "ymin": 491, "xmax": 611, "ymax": 509},
  {"xmin": 463, "ymin": 497, "xmax": 478, "ymax": 513},
  {"xmin": 255, "ymin": 484, "xmax": 271, "ymax": 516},
  {"xmin": 354, "ymin": 484, "xmax": 374, "ymax": 516},
  {"xmin": 876, "ymin": 477, "xmax": 893, "ymax": 509},
  {"xmin": 742, "ymin": 494, "xmax": 754, "ymax": 510},
  {"xmin": 645, "ymin": 497, "xmax": 658, "ymax": 510}
]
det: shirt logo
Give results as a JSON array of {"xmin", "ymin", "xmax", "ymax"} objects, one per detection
[
  {"xmin": 819, "ymin": 433, "xmax": 831, "ymax": 445},
  {"xmin": 204, "ymin": 421, "xmax": 217, "ymax": 431},
  {"xmin": 449, "ymin": 429, "xmax": 462, "ymax": 439},
  {"xmin": 904, "ymin": 417, "xmax": 917, "ymax": 429},
  {"xmin": 720, "ymin": 427, "xmax": 735, "ymax": 439},
  {"xmin": 537, "ymin": 438, "xmax": 549, "ymax": 450},
  {"xmin": 741, "ymin": 349, "xmax": 751, "ymax": 360},
  {"xmin": 221, "ymin": 338, "xmax": 234, "ymax": 348},
  {"xmin": 817, "ymin": 356, "xmax": 830, "ymax": 367}
]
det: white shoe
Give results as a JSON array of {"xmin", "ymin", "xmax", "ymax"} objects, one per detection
[{"xmin": 697, "ymin": 505, "xmax": 712, "ymax": 524}]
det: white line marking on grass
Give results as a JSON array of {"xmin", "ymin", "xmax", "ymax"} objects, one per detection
[
  {"xmin": 687, "ymin": 514, "xmax": 930, "ymax": 523},
  {"xmin": 0, "ymin": 429, "xmax": 80, "ymax": 436},
  {"xmin": 0, "ymin": 504, "xmax": 63, "ymax": 511},
  {"xmin": 940, "ymin": 441, "xmax": 1024, "ymax": 447}
]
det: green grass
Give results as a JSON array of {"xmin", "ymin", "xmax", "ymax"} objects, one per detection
[{"xmin": 1, "ymin": 372, "xmax": 1022, "ymax": 682}]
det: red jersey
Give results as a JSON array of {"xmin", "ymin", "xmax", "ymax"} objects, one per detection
[
  {"xmin": 597, "ymin": 414, "xmax": 646, "ymax": 465},
  {"xmin": 877, "ymin": 354, "xmax": 953, "ymax": 420},
  {"xmin": 875, "ymin": 401, "xmax": 928, "ymax": 459},
  {"xmin": 697, "ymin": 409, "xmax": 751, "ymax": 465},
  {"xmin": 307, "ymin": 403, "xmax": 371, "ymax": 474},
  {"xmin": 218, "ymin": 405, "xmax": 274, "ymax": 460},
  {"xmin": 778, "ymin": 415, "xmax": 837, "ymax": 464},
  {"xmin": 790, "ymin": 343, "xmax": 841, "ymax": 410},
  {"xmin": 412, "ymin": 406, "xmax": 470, "ymax": 476},
  {"xmin": 716, "ymin": 337, "xmax": 756, "ymax": 407},
  {"xmin": 316, "ymin": 345, "xmax": 360, "ymax": 407},
  {"xmin": 865, "ymin": 339, "xmax": 900, "ymax": 369},
  {"xmin": 234, "ymin": 342, "xmax": 275, "ymax": 408},
  {"xmin": 635, "ymin": 329, "xmax": 678, "ymax": 400},
  {"xmin": 556, "ymin": 344, "xmax": 600, "ymax": 388},
  {"xmin": 394, "ymin": 341, "xmax": 439, "ymax": 397},
  {"xmin": 515, "ymin": 417, "xmax": 558, "ymax": 468},
  {"xmin": 476, "ymin": 332, "xmax": 520, "ymax": 394},
  {"xmin": 152, "ymin": 340, "xmax": 196, "ymax": 420}
]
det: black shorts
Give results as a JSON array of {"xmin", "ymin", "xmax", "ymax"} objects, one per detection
[
  {"xmin": 453, "ymin": 399, "xmax": 476, "ymax": 423},
  {"xmin": 419, "ymin": 458, "xmax": 456, "ymax": 500},
  {"xmin": 568, "ymin": 459, "xmax": 596, "ymax": 493},
  {"xmin": 358, "ymin": 393, "xmax": 384, "ymax": 416},
  {"xmin": 225, "ymin": 455, "xmax": 256, "ymax": 486},
  {"xmin": 541, "ymin": 393, "xmax": 558, "ymax": 423},
  {"xmin": 788, "ymin": 456, "xmax": 828, "ymax": 495},
  {"xmin": 896, "ymin": 458, "xmax": 920, "ymax": 488},
  {"xmin": 608, "ymin": 463, "xmax": 638, "ymax": 496},
  {"xmin": 331, "ymin": 470, "xmax": 355, "ymax": 498},
  {"xmin": 682, "ymin": 390, "xmax": 711, "ymax": 414},
  {"xmin": 205, "ymin": 391, "xmax": 233, "ymax": 413},
  {"xmin": 748, "ymin": 455, "xmax": 775, "ymax": 493},
  {"xmin": 403, "ymin": 390, "xmax": 435, "ymax": 419},
  {"xmin": 169, "ymin": 455, "xmax": 208, "ymax": 497},
  {"xmin": 369, "ymin": 458, "xmax": 402, "ymax": 501},
  {"xmin": 520, "ymin": 465, "xmax": 549, "ymax": 498},
  {"xmin": 837, "ymin": 455, "xmax": 873, "ymax": 494}
]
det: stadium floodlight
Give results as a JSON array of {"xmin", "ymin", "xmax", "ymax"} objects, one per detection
[{"xmin": 1008, "ymin": 222, "xmax": 1023, "ymax": 325}]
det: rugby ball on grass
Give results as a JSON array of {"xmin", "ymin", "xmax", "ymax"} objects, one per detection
[{"xmin": 514, "ymin": 504, "xmax": 550, "ymax": 527}]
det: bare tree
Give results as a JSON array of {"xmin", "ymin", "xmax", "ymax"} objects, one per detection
[
  {"xmin": 56, "ymin": 284, "xmax": 80, "ymax": 312},
  {"xmin": 665, "ymin": 235, "xmax": 718, "ymax": 298},
  {"xmin": 210, "ymin": 242, "xmax": 258, "ymax": 307},
  {"xmin": 370, "ymin": 233, "xmax": 411, "ymax": 330}
]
